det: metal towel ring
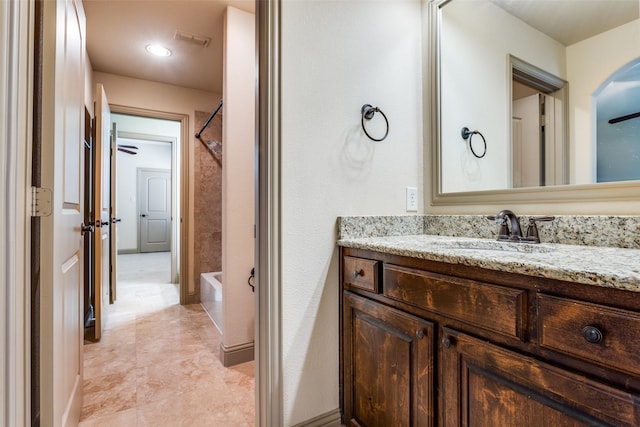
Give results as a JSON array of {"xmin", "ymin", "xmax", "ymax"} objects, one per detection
[
  {"xmin": 361, "ymin": 104, "xmax": 389, "ymax": 142},
  {"xmin": 461, "ymin": 127, "xmax": 487, "ymax": 158}
]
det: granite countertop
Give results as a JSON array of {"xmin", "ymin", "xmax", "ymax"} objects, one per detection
[{"xmin": 338, "ymin": 234, "xmax": 640, "ymax": 292}]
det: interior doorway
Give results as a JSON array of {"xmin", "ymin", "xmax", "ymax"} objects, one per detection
[{"xmin": 110, "ymin": 107, "xmax": 189, "ymax": 299}]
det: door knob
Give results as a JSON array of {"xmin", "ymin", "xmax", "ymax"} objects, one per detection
[
  {"xmin": 111, "ymin": 217, "xmax": 122, "ymax": 223},
  {"xmin": 81, "ymin": 223, "xmax": 94, "ymax": 234},
  {"xmin": 140, "ymin": 214, "xmax": 147, "ymax": 218}
]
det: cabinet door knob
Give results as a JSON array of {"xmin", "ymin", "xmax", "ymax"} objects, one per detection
[
  {"xmin": 416, "ymin": 329, "xmax": 425, "ymax": 339},
  {"xmin": 353, "ymin": 269, "xmax": 364, "ymax": 278},
  {"xmin": 442, "ymin": 337, "xmax": 452, "ymax": 348},
  {"xmin": 581, "ymin": 325, "xmax": 603, "ymax": 344}
]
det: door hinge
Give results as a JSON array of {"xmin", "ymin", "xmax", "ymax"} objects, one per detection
[{"xmin": 31, "ymin": 187, "xmax": 52, "ymax": 217}]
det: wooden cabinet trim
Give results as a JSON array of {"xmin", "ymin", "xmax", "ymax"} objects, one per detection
[{"xmin": 384, "ymin": 264, "xmax": 527, "ymax": 340}]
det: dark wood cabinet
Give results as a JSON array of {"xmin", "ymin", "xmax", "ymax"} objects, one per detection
[
  {"xmin": 343, "ymin": 292, "xmax": 434, "ymax": 427},
  {"xmin": 440, "ymin": 327, "xmax": 638, "ymax": 427},
  {"xmin": 340, "ymin": 247, "xmax": 640, "ymax": 427}
]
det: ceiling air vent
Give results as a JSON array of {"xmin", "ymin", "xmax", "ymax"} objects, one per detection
[{"xmin": 173, "ymin": 30, "xmax": 211, "ymax": 47}]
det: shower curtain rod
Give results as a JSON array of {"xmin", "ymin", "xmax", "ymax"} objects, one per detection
[{"xmin": 195, "ymin": 99, "xmax": 223, "ymax": 138}]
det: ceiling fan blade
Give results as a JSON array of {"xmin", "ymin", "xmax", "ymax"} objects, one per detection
[{"xmin": 117, "ymin": 147, "xmax": 137, "ymax": 155}]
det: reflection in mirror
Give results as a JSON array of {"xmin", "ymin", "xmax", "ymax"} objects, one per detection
[
  {"xmin": 596, "ymin": 58, "xmax": 640, "ymax": 183},
  {"xmin": 510, "ymin": 56, "xmax": 567, "ymax": 188},
  {"xmin": 436, "ymin": 0, "xmax": 640, "ymax": 195}
]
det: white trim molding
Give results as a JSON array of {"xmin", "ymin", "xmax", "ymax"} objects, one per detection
[
  {"xmin": 1, "ymin": 0, "xmax": 33, "ymax": 425},
  {"xmin": 256, "ymin": 0, "xmax": 282, "ymax": 425}
]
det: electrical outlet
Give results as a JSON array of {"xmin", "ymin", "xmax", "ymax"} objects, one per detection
[{"xmin": 406, "ymin": 187, "xmax": 418, "ymax": 212}]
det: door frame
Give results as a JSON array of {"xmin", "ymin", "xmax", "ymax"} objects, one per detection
[
  {"xmin": 1, "ymin": 0, "xmax": 32, "ymax": 424},
  {"xmin": 257, "ymin": 0, "xmax": 283, "ymax": 424},
  {"xmin": 109, "ymin": 105, "xmax": 191, "ymax": 304}
]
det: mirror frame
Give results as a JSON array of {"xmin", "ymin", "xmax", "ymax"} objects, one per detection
[{"xmin": 425, "ymin": 0, "xmax": 640, "ymax": 208}]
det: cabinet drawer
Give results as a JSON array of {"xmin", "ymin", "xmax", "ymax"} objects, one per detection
[
  {"xmin": 538, "ymin": 294, "xmax": 640, "ymax": 376},
  {"xmin": 384, "ymin": 264, "xmax": 526, "ymax": 340},
  {"xmin": 343, "ymin": 256, "xmax": 380, "ymax": 293}
]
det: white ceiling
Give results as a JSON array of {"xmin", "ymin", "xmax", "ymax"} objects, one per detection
[
  {"xmin": 83, "ymin": 0, "xmax": 255, "ymax": 94},
  {"xmin": 490, "ymin": 0, "xmax": 639, "ymax": 46}
]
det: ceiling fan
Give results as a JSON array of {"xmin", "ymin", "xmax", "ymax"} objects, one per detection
[{"xmin": 117, "ymin": 144, "xmax": 138, "ymax": 155}]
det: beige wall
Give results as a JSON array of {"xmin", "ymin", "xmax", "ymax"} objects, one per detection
[
  {"xmin": 221, "ymin": 7, "xmax": 255, "ymax": 350},
  {"xmin": 280, "ymin": 0, "xmax": 423, "ymax": 423},
  {"xmin": 93, "ymin": 71, "xmax": 221, "ymax": 297}
]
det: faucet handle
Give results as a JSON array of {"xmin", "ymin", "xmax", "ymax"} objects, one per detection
[
  {"xmin": 529, "ymin": 216, "xmax": 555, "ymax": 223},
  {"xmin": 525, "ymin": 216, "xmax": 555, "ymax": 243}
]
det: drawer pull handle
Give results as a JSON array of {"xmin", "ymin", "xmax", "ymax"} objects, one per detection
[
  {"xmin": 582, "ymin": 326, "xmax": 603, "ymax": 344},
  {"xmin": 416, "ymin": 329, "xmax": 425, "ymax": 339},
  {"xmin": 353, "ymin": 269, "xmax": 364, "ymax": 278},
  {"xmin": 442, "ymin": 337, "xmax": 452, "ymax": 349}
]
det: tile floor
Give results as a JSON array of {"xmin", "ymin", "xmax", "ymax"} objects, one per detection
[{"xmin": 79, "ymin": 252, "xmax": 255, "ymax": 426}]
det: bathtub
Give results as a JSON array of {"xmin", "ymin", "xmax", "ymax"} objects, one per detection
[{"xmin": 200, "ymin": 272, "xmax": 223, "ymax": 333}]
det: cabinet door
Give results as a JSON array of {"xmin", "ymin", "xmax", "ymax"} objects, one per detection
[
  {"xmin": 343, "ymin": 291, "xmax": 434, "ymax": 427},
  {"xmin": 440, "ymin": 327, "xmax": 640, "ymax": 427}
]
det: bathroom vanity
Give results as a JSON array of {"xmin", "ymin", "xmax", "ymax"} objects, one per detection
[{"xmin": 338, "ymin": 234, "xmax": 640, "ymax": 426}]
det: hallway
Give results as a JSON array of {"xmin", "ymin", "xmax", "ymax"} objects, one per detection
[{"xmin": 79, "ymin": 252, "xmax": 255, "ymax": 426}]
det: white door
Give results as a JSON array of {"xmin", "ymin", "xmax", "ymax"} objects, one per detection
[
  {"xmin": 138, "ymin": 169, "xmax": 171, "ymax": 252},
  {"xmin": 40, "ymin": 0, "xmax": 86, "ymax": 424},
  {"xmin": 511, "ymin": 117, "xmax": 523, "ymax": 188},
  {"xmin": 512, "ymin": 94, "xmax": 541, "ymax": 188},
  {"xmin": 544, "ymin": 92, "xmax": 563, "ymax": 186},
  {"xmin": 93, "ymin": 84, "xmax": 111, "ymax": 337}
]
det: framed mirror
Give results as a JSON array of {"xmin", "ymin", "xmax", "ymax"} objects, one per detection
[{"xmin": 428, "ymin": 0, "xmax": 640, "ymax": 206}]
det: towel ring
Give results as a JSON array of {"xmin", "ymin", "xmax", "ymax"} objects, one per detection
[
  {"xmin": 461, "ymin": 127, "xmax": 487, "ymax": 158},
  {"xmin": 361, "ymin": 104, "xmax": 389, "ymax": 142}
]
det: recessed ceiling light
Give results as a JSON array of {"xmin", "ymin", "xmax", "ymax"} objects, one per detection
[{"xmin": 145, "ymin": 44, "xmax": 172, "ymax": 57}]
